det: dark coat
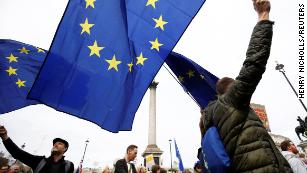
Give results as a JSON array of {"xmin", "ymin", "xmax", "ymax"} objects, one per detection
[
  {"xmin": 114, "ymin": 158, "xmax": 137, "ymax": 173},
  {"xmin": 202, "ymin": 20, "xmax": 293, "ymax": 173},
  {"xmin": 3, "ymin": 138, "xmax": 74, "ymax": 173}
]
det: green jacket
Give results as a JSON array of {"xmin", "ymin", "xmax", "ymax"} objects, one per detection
[{"xmin": 202, "ymin": 20, "xmax": 293, "ymax": 173}]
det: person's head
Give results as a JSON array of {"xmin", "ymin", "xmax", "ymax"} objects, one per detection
[
  {"xmin": 137, "ymin": 166, "xmax": 146, "ymax": 173},
  {"xmin": 183, "ymin": 169, "xmax": 192, "ymax": 173},
  {"xmin": 0, "ymin": 166, "xmax": 9, "ymax": 173},
  {"xmin": 126, "ymin": 144, "xmax": 138, "ymax": 161},
  {"xmin": 159, "ymin": 168, "xmax": 167, "ymax": 173},
  {"xmin": 51, "ymin": 138, "xmax": 69, "ymax": 156},
  {"xmin": 102, "ymin": 165, "xmax": 111, "ymax": 173},
  {"xmin": 8, "ymin": 164, "xmax": 20, "ymax": 173},
  {"xmin": 216, "ymin": 77, "xmax": 235, "ymax": 95},
  {"xmin": 151, "ymin": 165, "xmax": 160, "ymax": 173},
  {"xmin": 193, "ymin": 161, "xmax": 203, "ymax": 173},
  {"xmin": 280, "ymin": 140, "xmax": 299, "ymax": 154}
]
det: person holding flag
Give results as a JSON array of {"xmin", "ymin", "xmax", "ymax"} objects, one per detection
[{"xmin": 0, "ymin": 126, "xmax": 74, "ymax": 173}]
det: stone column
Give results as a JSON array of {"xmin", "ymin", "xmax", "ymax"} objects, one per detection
[
  {"xmin": 148, "ymin": 81, "xmax": 158, "ymax": 145},
  {"xmin": 142, "ymin": 81, "xmax": 163, "ymax": 168}
]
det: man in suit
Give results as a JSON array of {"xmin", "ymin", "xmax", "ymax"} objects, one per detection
[{"xmin": 115, "ymin": 145, "xmax": 138, "ymax": 173}]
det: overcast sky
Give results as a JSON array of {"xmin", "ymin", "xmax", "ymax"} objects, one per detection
[{"xmin": 0, "ymin": 0, "xmax": 306, "ymax": 170}]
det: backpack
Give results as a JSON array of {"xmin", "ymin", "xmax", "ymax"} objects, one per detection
[{"xmin": 201, "ymin": 126, "xmax": 230, "ymax": 173}]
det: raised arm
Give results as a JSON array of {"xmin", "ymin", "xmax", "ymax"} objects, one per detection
[
  {"xmin": 223, "ymin": 0, "xmax": 273, "ymax": 109},
  {"xmin": 0, "ymin": 126, "xmax": 42, "ymax": 169}
]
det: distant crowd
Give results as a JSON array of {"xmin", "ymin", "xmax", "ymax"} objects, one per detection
[
  {"xmin": 0, "ymin": 143, "xmax": 206, "ymax": 173},
  {"xmin": 1, "ymin": 138, "xmax": 307, "ymax": 173}
]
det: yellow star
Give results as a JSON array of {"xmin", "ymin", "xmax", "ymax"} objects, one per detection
[
  {"xmin": 127, "ymin": 62, "xmax": 133, "ymax": 72},
  {"xmin": 187, "ymin": 70, "xmax": 195, "ymax": 78},
  {"xmin": 6, "ymin": 66, "xmax": 17, "ymax": 76},
  {"xmin": 88, "ymin": 40, "xmax": 104, "ymax": 57},
  {"xmin": 6, "ymin": 53, "xmax": 18, "ymax": 63},
  {"xmin": 85, "ymin": 0, "xmax": 96, "ymax": 8},
  {"xmin": 149, "ymin": 38, "xmax": 163, "ymax": 52},
  {"xmin": 18, "ymin": 47, "xmax": 29, "ymax": 54},
  {"xmin": 80, "ymin": 18, "xmax": 95, "ymax": 35},
  {"xmin": 146, "ymin": 0, "xmax": 158, "ymax": 8},
  {"xmin": 136, "ymin": 52, "xmax": 148, "ymax": 66},
  {"xmin": 178, "ymin": 76, "xmax": 184, "ymax": 82},
  {"xmin": 200, "ymin": 74, "xmax": 205, "ymax": 79},
  {"xmin": 153, "ymin": 15, "xmax": 168, "ymax": 30},
  {"xmin": 37, "ymin": 47, "xmax": 45, "ymax": 53},
  {"xmin": 105, "ymin": 55, "xmax": 122, "ymax": 71},
  {"xmin": 16, "ymin": 79, "xmax": 26, "ymax": 88}
]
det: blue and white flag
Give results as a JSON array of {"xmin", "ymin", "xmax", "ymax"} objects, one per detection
[{"xmin": 174, "ymin": 139, "xmax": 184, "ymax": 172}]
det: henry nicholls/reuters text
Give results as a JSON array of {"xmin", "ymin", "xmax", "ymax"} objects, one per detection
[{"xmin": 298, "ymin": 3, "xmax": 305, "ymax": 99}]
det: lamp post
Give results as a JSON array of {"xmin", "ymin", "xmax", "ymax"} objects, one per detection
[
  {"xmin": 275, "ymin": 62, "xmax": 307, "ymax": 112},
  {"xmin": 169, "ymin": 139, "xmax": 173, "ymax": 172},
  {"xmin": 80, "ymin": 139, "xmax": 90, "ymax": 167}
]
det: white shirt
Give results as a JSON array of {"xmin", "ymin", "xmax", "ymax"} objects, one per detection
[
  {"xmin": 282, "ymin": 151, "xmax": 307, "ymax": 173},
  {"xmin": 127, "ymin": 162, "xmax": 131, "ymax": 173}
]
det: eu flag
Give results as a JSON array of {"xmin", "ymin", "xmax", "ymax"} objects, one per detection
[
  {"xmin": 28, "ymin": 0, "xmax": 206, "ymax": 132},
  {"xmin": 174, "ymin": 139, "xmax": 184, "ymax": 172},
  {"xmin": 0, "ymin": 39, "xmax": 46, "ymax": 114},
  {"xmin": 166, "ymin": 52, "xmax": 219, "ymax": 108}
]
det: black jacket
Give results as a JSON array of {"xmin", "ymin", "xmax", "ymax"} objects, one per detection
[
  {"xmin": 114, "ymin": 158, "xmax": 137, "ymax": 173},
  {"xmin": 3, "ymin": 138, "xmax": 74, "ymax": 173},
  {"xmin": 202, "ymin": 20, "xmax": 293, "ymax": 173}
]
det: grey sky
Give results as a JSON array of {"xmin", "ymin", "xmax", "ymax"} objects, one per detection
[{"xmin": 0, "ymin": 0, "xmax": 306, "ymax": 169}]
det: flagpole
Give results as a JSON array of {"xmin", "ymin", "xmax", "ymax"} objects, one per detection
[
  {"xmin": 80, "ymin": 139, "xmax": 90, "ymax": 166},
  {"xmin": 168, "ymin": 139, "xmax": 173, "ymax": 172},
  {"xmin": 275, "ymin": 62, "xmax": 307, "ymax": 112}
]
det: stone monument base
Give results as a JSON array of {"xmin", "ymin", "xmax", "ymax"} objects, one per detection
[{"xmin": 142, "ymin": 144, "xmax": 163, "ymax": 168}]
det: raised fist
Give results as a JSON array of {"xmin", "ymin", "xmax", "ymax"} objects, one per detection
[{"xmin": 253, "ymin": 0, "xmax": 271, "ymax": 14}]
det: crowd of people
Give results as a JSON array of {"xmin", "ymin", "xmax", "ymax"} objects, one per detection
[
  {"xmin": 1, "ymin": 139, "xmax": 307, "ymax": 173},
  {"xmin": 0, "ymin": 0, "xmax": 306, "ymax": 173}
]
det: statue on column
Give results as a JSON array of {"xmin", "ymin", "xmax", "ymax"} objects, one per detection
[{"xmin": 295, "ymin": 116, "xmax": 307, "ymax": 141}]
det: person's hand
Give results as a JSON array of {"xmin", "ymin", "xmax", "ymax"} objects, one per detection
[
  {"xmin": 253, "ymin": 0, "xmax": 270, "ymax": 21},
  {"xmin": 0, "ymin": 126, "xmax": 9, "ymax": 141}
]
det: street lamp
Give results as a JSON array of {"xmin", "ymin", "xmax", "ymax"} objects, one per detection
[
  {"xmin": 80, "ymin": 139, "xmax": 90, "ymax": 165},
  {"xmin": 275, "ymin": 62, "xmax": 307, "ymax": 112},
  {"xmin": 169, "ymin": 139, "xmax": 173, "ymax": 172}
]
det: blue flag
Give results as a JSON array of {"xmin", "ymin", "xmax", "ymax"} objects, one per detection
[
  {"xmin": 166, "ymin": 52, "xmax": 219, "ymax": 108},
  {"xmin": 28, "ymin": 0, "xmax": 206, "ymax": 132},
  {"xmin": 174, "ymin": 139, "xmax": 184, "ymax": 172},
  {"xmin": 202, "ymin": 127, "xmax": 230, "ymax": 173},
  {"xmin": 0, "ymin": 39, "xmax": 46, "ymax": 114}
]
